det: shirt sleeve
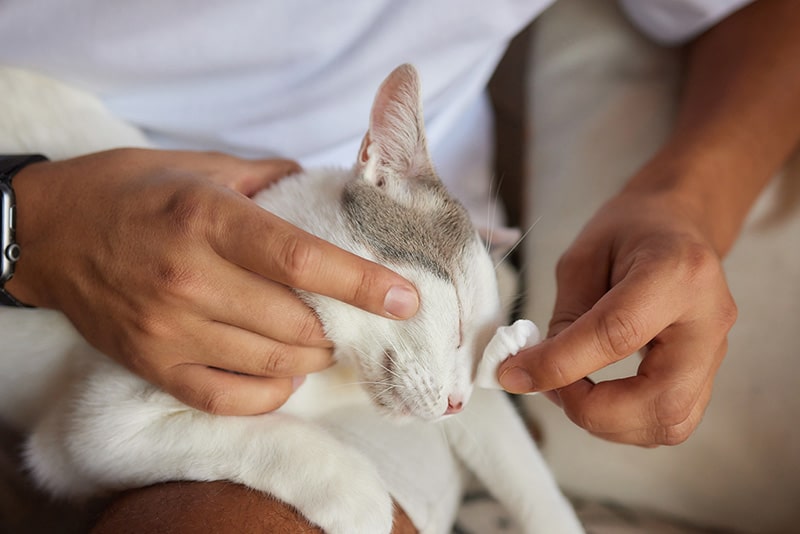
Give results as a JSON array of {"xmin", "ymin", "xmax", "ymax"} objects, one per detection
[{"xmin": 618, "ymin": 0, "xmax": 757, "ymax": 45}]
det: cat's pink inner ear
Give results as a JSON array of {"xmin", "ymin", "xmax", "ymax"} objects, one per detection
[
  {"xmin": 369, "ymin": 64, "xmax": 421, "ymax": 136},
  {"xmin": 358, "ymin": 132, "xmax": 371, "ymax": 164},
  {"xmin": 362, "ymin": 64, "xmax": 432, "ymax": 180},
  {"xmin": 477, "ymin": 226, "xmax": 522, "ymax": 260},
  {"xmin": 356, "ymin": 131, "xmax": 383, "ymax": 185}
]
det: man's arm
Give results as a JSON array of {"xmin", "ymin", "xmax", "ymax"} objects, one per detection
[
  {"xmin": 629, "ymin": 0, "xmax": 800, "ymax": 255},
  {"xmin": 499, "ymin": 0, "xmax": 800, "ymax": 446},
  {"xmin": 6, "ymin": 149, "xmax": 419, "ymax": 415}
]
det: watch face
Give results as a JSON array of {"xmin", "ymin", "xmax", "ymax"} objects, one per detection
[{"xmin": 1, "ymin": 182, "xmax": 17, "ymax": 282}]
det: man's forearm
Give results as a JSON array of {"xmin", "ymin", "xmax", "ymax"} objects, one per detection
[{"xmin": 625, "ymin": 0, "xmax": 800, "ymax": 256}]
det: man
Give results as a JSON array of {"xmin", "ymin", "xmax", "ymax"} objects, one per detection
[{"xmin": 2, "ymin": 0, "xmax": 796, "ymax": 531}]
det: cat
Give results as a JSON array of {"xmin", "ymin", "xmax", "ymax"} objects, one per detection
[{"xmin": 0, "ymin": 64, "xmax": 583, "ymax": 534}]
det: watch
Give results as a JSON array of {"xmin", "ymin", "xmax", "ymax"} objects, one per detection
[{"xmin": 1, "ymin": 154, "xmax": 48, "ymax": 307}]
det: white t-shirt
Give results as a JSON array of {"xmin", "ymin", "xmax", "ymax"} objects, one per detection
[
  {"xmin": 620, "ymin": 0, "xmax": 753, "ymax": 44},
  {"xmin": 0, "ymin": 0, "xmax": 757, "ymax": 530},
  {"xmin": 0, "ymin": 0, "xmax": 752, "ymax": 226}
]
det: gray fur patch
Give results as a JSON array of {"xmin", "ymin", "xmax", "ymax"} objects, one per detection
[{"xmin": 342, "ymin": 177, "xmax": 475, "ymax": 281}]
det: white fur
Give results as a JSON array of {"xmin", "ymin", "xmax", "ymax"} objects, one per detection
[{"xmin": 0, "ymin": 65, "xmax": 582, "ymax": 533}]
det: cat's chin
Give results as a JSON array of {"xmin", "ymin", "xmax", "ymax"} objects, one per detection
[
  {"xmin": 361, "ymin": 379, "xmax": 475, "ymax": 424},
  {"xmin": 372, "ymin": 402, "xmax": 461, "ymax": 425}
]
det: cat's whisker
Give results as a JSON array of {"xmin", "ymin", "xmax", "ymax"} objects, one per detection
[
  {"xmin": 381, "ymin": 352, "xmax": 405, "ymax": 382},
  {"xmin": 329, "ymin": 380, "xmax": 395, "ymax": 390},
  {"xmin": 398, "ymin": 330, "xmax": 427, "ymax": 370},
  {"xmin": 370, "ymin": 384, "xmax": 406, "ymax": 404},
  {"xmin": 493, "ymin": 215, "xmax": 542, "ymax": 271},
  {"xmin": 349, "ymin": 344, "xmax": 399, "ymax": 386},
  {"xmin": 484, "ymin": 173, "xmax": 507, "ymax": 253},
  {"xmin": 377, "ymin": 384, "xmax": 402, "ymax": 396},
  {"xmin": 350, "ymin": 342, "xmax": 409, "ymax": 391},
  {"xmin": 484, "ymin": 177, "xmax": 495, "ymax": 252},
  {"xmin": 383, "ymin": 336, "xmax": 414, "ymax": 380}
]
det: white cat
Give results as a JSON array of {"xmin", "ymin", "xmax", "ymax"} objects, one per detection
[{"xmin": 0, "ymin": 64, "xmax": 582, "ymax": 534}]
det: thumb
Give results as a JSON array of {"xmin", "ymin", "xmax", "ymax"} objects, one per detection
[
  {"xmin": 498, "ymin": 246, "xmax": 609, "ymax": 393},
  {"xmin": 212, "ymin": 196, "xmax": 421, "ymax": 321}
]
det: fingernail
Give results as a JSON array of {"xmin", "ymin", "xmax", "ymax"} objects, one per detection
[
  {"xmin": 291, "ymin": 375, "xmax": 307, "ymax": 391},
  {"xmin": 499, "ymin": 367, "xmax": 534, "ymax": 394},
  {"xmin": 383, "ymin": 285, "xmax": 419, "ymax": 319}
]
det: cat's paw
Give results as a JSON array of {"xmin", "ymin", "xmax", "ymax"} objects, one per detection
[
  {"xmin": 475, "ymin": 319, "xmax": 540, "ymax": 390},
  {"xmin": 279, "ymin": 446, "xmax": 394, "ymax": 534}
]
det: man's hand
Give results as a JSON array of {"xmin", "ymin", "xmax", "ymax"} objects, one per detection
[
  {"xmin": 500, "ymin": 0, "xmax": 800, "ymax": 447},
  {"xmin": 499, "ymin": 189, "xmax": 737, "ymax": 446},
  {"xmin": 8, "ymin": 148, "xmax": 419, "ymax": 415}
]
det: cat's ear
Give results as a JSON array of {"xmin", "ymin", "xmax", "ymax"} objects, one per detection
[
  {"xmin": 477, "ymin": 226, "xmax": 522, "ymax": 262},
  {"xmin": 357, "ymin": 64, "xmax": 434, "ymax": 185}
]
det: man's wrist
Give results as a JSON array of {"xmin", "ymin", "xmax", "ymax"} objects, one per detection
[
  {"xmin": 0, "ymin": 155, "xmax": 49, "ymax": 307},
  {"xmin": 2, "ymin": 156, "xmax": 61, "ymax": 308},
  {"xmin": 622, "ymin": 142, "xmax": 754, "ymax": 257},
  {"xmin": 620, "ymin": 0, "xmax": 800, "ymax": 259}
]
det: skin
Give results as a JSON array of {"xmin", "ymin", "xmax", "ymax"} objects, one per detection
[
  {"xmin": 499, "ymin": 0, "xmax": 800, "ymax": 446},
  {"xmin": 90, "ymin": 482, "xmax": 418, "ymax": 534},
  {"xmin": 7, "ymin": 148, "xmax": 419, "ymax": 415}
]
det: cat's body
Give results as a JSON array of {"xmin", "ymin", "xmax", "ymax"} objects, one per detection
[{"xmin": 0, "ymin": 65, "xmax": 582, "ymax": 533}]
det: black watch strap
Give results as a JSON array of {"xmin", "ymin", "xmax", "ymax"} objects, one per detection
[
  {"xmin": 0, "ymin": 287, "xmax": 30, "ymax": 307},
  {"xmin": 0, "ymin": 154, "xmax": 48, "ymax": 178},
  {"xmin": 0, "ymin": 154, "xmax": 48, "ymax": 307}
]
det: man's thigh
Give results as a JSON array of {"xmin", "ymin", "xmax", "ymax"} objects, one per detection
[{"xmin": 92, "ymin": 481, "xmax": 418, "ymax": 534}]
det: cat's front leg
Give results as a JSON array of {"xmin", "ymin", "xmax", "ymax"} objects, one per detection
[
  {"xmin": 444, "ymin": 388, "xmax": 584, "ymax": 533},
  {"xmin": 26, "ymin": 362, "xmax": 395, "ymax": 534},
  {"xmin": 234, "ymin": 415, "xmax": 396, "ymax": 534}
]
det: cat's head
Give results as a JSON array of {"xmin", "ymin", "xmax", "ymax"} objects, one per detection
[{"xmin": 311, "ymin": 65, "xmax": 508, "ymax": 423}]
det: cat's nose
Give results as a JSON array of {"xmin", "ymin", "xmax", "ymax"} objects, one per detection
[{"xmin": 445, "ymin": 395, "xmax": 463, "ymax": 415}]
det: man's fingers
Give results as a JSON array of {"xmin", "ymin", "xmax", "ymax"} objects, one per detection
[
  {"xmin": 585, "ymin": 377, "xmax": 715, "ymax": 447},
  {"xmin": 234, "ymin": 158, "xmax": 302, "ymax": 197},
  {"xmin": 555, "ymin": 325, "xmax": 717, "ymax": 433},
  {"xmin": 553, "ymin": 332, "xmax": 725, "ymax": 444},
  {"xmin": 187, "ymin": 320, "xmax": 334, "ymax": 379},
  {"xmin": 499, "ymin": 267, "xmax": 677, "ymax": 392},
  {"xmin": 200, "ymin": 259, "xmax": 331, "ymax": 348},
  {"xmin": 213, "ymin": 200, "xmax": 419, "ymax": 320},
  {"xmin": 164, "ymin": 364, "xmax": 304, "ymax": 415},
  {"xmin": 175, "ymin": 152, "xmax": 302, "ymax": 197}
]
